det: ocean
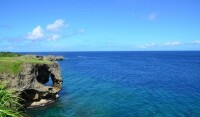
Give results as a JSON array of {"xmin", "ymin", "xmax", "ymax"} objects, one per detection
[{"xmin": 26, "ymin": 51, "xmax": 200, "ymax": 117}]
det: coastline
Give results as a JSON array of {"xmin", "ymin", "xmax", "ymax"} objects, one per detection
[{"xmin": 0, "ymin": 53, "xmax": 64, "ymax": 116}]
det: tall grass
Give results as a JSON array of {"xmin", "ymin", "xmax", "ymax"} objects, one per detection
[{"xmin": 0, "ymin": 84, "xmax": 24, "ymax": 117}]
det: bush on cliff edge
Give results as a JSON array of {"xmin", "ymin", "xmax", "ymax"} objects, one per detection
[{"xmin": 0, "ymin": 84, "xmax": 24, "ymax": 117}]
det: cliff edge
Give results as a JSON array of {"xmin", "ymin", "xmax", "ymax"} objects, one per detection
[{"xmin": 0, "ymin": 53, "xmax": 63, "ymax": 108}]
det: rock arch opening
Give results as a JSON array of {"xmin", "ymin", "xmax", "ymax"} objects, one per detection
[
  {"xmin": 18, "ymin": 63, "xmax": 62, "ymax": 108},
  {"xmin": 37, "ymin": 64, "xmax": 54, "ymax": 87}
]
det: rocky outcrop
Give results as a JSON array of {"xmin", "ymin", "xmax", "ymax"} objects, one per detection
[
  {"xmin": 37, "ymin": 55, "xmax": 64, "ymax": 61},
  {"xmin": 0, "ymin": 61, "xmax": 63, "ymax": 108}
]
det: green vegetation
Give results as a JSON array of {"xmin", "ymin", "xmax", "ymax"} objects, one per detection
[
  {"xmin": 0, "ymin": 84, "xmax": 24, "ymax": 117},
  {"xmin": 0, "ymin": 52, "xmax": 53, "ymax": 116},
  {"xmin": 0, "ymin": 52, "xmax": 51, "ymax": 74},
  {"xmin": 0, "ymin": 52, "xmax": 21, "ymax": 57},
  {"xmin": 0, "ymin": 61, "xmax": 22, "ymax": 75}
]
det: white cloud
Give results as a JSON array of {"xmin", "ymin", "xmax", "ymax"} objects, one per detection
[
  {"xmin": 137, "ymin": 41, "xmax": 183, "ymax": 49},
  {"xmin": 47, "ymin": 34, "xmax": 60, "ymax": 41},
  {"xmin": 163, "ymin": 41, "xmax": 182, "ymax": 46},
  {"xmin": 26, "ymin": 26, "xmax": 60, "ymax": 41},
  {"xmin": 193, "ymin": 40, "xmax": 200, "ymax": 44},
  {"xmin": 46, "ymin": 19, "xmax": 65, "ymax": 31},
  {"xmin": 26, "ymin": 19, "xmax": 85, "ymax": 41},
  {"xmin": 26, "ymin": 26, "xmax": 44, "ymax": 40},
  {"xmin": 148, "ymin": 13, "xmax": 156, "ymax": 20},
  {"xmin": 138, "ymin": 43, "xmax": 156, "ymax": 48}
]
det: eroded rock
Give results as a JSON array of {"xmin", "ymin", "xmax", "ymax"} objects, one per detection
[{"xmin": 0, "ymin": 61, "xmax": 63, "ymax": 108}]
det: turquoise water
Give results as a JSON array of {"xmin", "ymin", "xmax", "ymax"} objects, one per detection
[{"xmin": 27, "ymin": 51, "xmax": 200, "ymax": 117}]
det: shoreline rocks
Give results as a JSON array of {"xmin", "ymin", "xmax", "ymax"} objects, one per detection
[
  {"xmin": 27, "ymin": 94, "xmax": 59, "ymax": 109},
  {"xmin": 37, "ymin": 55, "xmax": 64, "ymax": 61}
]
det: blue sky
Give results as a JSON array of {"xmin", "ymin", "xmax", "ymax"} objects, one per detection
[{"xmin": 0, "ymin": 0, "xmax": 200, "ymax": 52}]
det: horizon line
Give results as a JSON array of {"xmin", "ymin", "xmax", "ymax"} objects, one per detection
[{"xmin": 5, "ymin": 50, "xmax": 200, "ymax": 53}]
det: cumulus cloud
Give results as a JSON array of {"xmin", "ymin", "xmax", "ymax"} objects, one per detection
[
  {"xmin": 26, "ymin": 19, "xmax": 85, "ymax": 41},
  {"xmin": 148, "ymin": 13, "xmax": 156, "ymax": 20},
  {"xmin": 26, "ymin": 19, "xmax": 64, "ymax": 41},
  {"xmin": 26, "ymin": 25, "xmax": 61, "ymax": 41},
  {"xmin": 46, "ymin": 19, "xmax": 65, "ymax": 31},
  {"xmin": 163, "ymin": 41, "xmax": 182, "ymax": 46},
  {"xmin": 26, "ymin": 26, "xmax": 44, "ymax": 40}
]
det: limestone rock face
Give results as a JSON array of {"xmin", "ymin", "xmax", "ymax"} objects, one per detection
[
  {"xmin": 37, "ymin": 55, "xmax": 64, "ymax": 61},
  {"xmin": 0, "ymin": 62, "xmax": 63, "ymax": 108}
]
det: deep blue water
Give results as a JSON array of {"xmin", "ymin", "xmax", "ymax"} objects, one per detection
[{"xmin": 26, "ymin": 51, "xmax": 200, "ymax": 117}]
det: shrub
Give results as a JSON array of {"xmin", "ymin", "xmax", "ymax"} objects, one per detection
[{"xmin": 0, "ymin": 84, "xmax": 24, "ymax": 117}]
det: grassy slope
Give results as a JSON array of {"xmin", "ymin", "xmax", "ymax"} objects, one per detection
[{"xmin": 0, "ymin": 52, "xmax": 51, "ymax": 75}]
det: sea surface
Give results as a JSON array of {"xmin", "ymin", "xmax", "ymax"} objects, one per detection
[{"xmin": 26, "ymin": 51, "xmax": 200, "ymax": 117}]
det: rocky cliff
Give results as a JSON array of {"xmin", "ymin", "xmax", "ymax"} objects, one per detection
[{"xmin": 0, "ymin": 55, "xmax": 63, "ymax": 108}]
